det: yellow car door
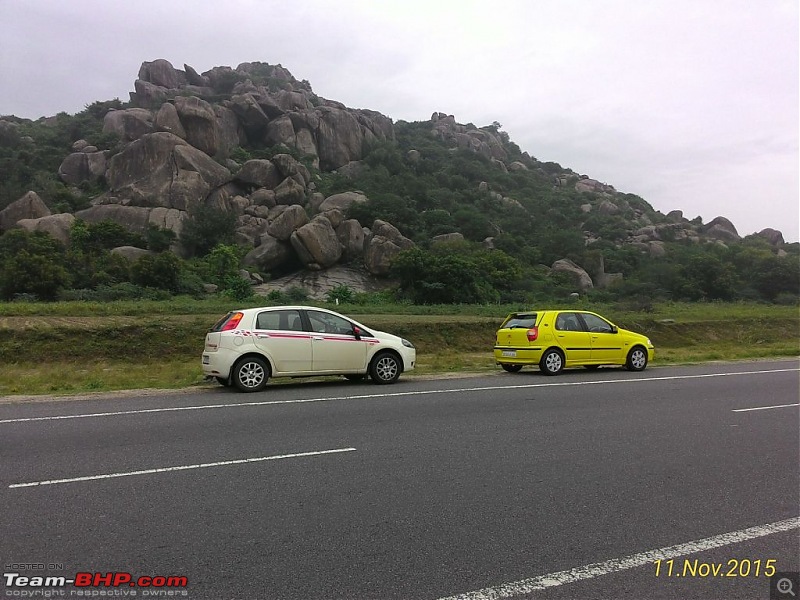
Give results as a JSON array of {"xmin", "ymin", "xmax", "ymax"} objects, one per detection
[
  {"xmin": 580, "ymin": 312, "xmax": 625, "ymax": 364},
  {"xmin": 553, "ymin": 312, "xmax": 592, "ymax": 365}
]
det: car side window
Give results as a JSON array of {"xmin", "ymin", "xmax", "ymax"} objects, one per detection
[
  {"xmin": 581, "ymin": 313, "xmax": 613, "ymax": 333},
  {"xmin": 308, "ymin": 311, "xmax": 353, "ymax": 335},
  {"xmin": 256, "ymin": 309, "xmax": 304, "ymax": 331},
  {"xmin": 555, "ymin": 312, "xmax": 583, "ymax": 332}
]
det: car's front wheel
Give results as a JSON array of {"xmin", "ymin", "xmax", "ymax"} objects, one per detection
[
  {"xmin": 232, "ymin": 356, "xmax": 269, "ymax": 392},
  {"xmin": 540, "ymin": 349, "xmax": 564, "ymax": 375},
  {"xmin": 626, "ymin": 346, "xmax": 648, "ymax": 372},
  {"xmin": 370, "ymin": 352, "xmax": 401, "ymax": 384},
  {"xmin": 501, "ymin": 364, "xmax": 523, "ymax": 373}
]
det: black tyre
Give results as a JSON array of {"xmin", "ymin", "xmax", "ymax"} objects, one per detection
[
  {"xmin": 232, "ymin": 356, "xmax": 269, "ymax": 392},
  {"xmin": 539, "ymin": 349, "xmax": 564, "ymax": 375},
  {"xmin": 369, "ymin": 352, "xmax": 401, "ymax": 384},
  {"xmin": 501, "ymin": 364, "xmax": 523, "ymax": 373},
  {"xmin": 626, "ymin": 346, "xmax": 648, "ymax": 372},
  {"xmin": 345, "ymin": 374, "xmax": 366, "ymax": 381}
]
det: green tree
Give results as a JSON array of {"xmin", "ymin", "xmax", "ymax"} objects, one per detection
[
  {"xmin": 180, "ymin": 206, "xmax": 237, "ymax": 257},
  {"xmin": 0, "ymin": 230, "xmax": 71, "ymax": 300},
  {"xmin": 130, "ymin": 252, "xmax": 181, "ymax": 293}
]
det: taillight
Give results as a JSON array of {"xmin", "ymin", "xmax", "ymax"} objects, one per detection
[
  {"xmin": 526, "ymin": 327, "xmax": 538, "ymax": 342},
  {"xmin": 221, "ymin": 312, "xmax": 244, "ymax": 331}
]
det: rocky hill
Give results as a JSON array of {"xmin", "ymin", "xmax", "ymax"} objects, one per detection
[{"xmin": 0, "ymin": 59, "xmax": 795, "ymax": 302}]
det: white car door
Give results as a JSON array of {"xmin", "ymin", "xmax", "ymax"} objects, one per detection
[
  {"xmin": 253, "ymin": 309, "xmax": 313, "ymax": 373},
  {"xmin": 306, "ymin": 310, "xmax": 368, "ymax": 372}
]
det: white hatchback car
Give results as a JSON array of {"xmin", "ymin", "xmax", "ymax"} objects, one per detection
[{"xmin": 202, "ymin": 306, "xmax": 416, "ymax": 392}]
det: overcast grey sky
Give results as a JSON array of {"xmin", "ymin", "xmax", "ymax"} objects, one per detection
[{"xmin": 1, "ymin": 0, "xmax": 797, "ymax": 241}]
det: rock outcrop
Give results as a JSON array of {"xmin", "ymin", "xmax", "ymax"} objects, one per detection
[
  {"xmin": 551, "ymin": 259, "xmax": 594, "ymax": 292},
  {"xmin": 0, "ymin": 191, "xmax": 51, "ymax": 232}
]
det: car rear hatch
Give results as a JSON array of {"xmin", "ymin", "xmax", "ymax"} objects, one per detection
[{"xmin": 496, "ymin": 312, "xmax": 540, "ymax": 350}]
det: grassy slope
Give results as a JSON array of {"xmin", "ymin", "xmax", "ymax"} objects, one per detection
[{"xmin": 0, "ymin": 301, "xmax": 797, "ymax": 396}]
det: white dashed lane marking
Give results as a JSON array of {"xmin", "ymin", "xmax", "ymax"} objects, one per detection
[
  {"xmin": 435, "ymin": 517, "xmax": 800, "ymax": 599},
  {"xmin": 8, "ymin": 447, "xmax": 357, "ymax": 489}
]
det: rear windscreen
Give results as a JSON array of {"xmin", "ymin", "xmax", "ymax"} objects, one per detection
[
  {"xmin": 210, "ymin": 312, "xmax": 234, "ymax": 332},
  {"xmin": 503, "ymin": 314, "xmax": 537, "ymax": 329}
]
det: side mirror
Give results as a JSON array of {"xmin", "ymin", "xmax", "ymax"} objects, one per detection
[
  {"xmin": 353, "ymin": 326, "xmax": 362, "ymax": 340},
  {"xmin": 610, "ymin": 325, "xmax": 618, "ymax": 334}
]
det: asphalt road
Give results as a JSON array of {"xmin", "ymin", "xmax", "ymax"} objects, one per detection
[{"xmin": 1, "ymin": 360, "xmax": 798, "ymax": 600}]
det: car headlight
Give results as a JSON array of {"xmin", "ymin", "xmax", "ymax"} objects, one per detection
[{"xmin": 402, "ymin": 338, "xmax": 415, "ymax": 349}]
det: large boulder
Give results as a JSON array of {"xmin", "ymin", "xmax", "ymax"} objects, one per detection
[
  {"xmin": 316, "ymin": 107, "xmax": 364, "ymax": 170},
  {"xmin": 229, "ymin": 93, "xmax": 271, "ymax": 136},
  {"xmin": 364, "ymin": 236, "xmax": 401, "ymax": 276},
  {"xmin": 58, "ymin": 151, "xmax": 106, "ymax": 185},
  {"xmin": 371, "ymin": 219, "xmax": 414, "ymax": 249},
  {"xmin": 75, "ymin": 205, "xmax": 152, "ymax": 233},
  {"xmin": 336, "ymin": 219, "xmax": 366, "ymax": 260},
  {"xmin": 103, "ymin": 108, "xmax": 154, "ymax": 142},
  {"xmin": 174, "ymin": 96, "xmax": 219, "ymax": 156},
  {"xmin": 235, "ymin": 160, "xmax": 282, "ymax": 190},
  {"xmin": 254, "ymin": 265, "xmax": 392, "ymax": 300},
  {"xmin": 0, "ymin": 191, "xmax": 51, "ymax": 232},
  {"xmin": 76, "ymin": 205, "xmax": 188, "ymax": 241},
  {"xmin": 702, "ymin": 216, "xmax": 740, "ymax": 241},
  {"xmin": 290, "ymin": 216, "xmax": 342, "ymax": 269},
  {"xmin": 243, "ymin": 234, "xmax": 292, "ymax": 272},
  {"xmin": 15, "ymin": 213, "xmax": 76, "ymax": 245},
  {"xmin": 271, "ymin": 153, "xmax": 311, "ymax": 186},
  {"xmin": 273, "ymin": 177, "xmax": 306, "ymax": 206},
  {"xmin": 138, "ymin": 59, "xmax": 182, "ymax": 89},
  {"xmin": 319, "ymin": 191, "xmax": 368, "ymax": 213},
  {"xmin": 105, "ymin": 132, "xmax": 230, "ymax": 211},
  {"xmin": 551, "ymin": 259, "xmax": 594, "ymax": 292},
  {"xmin": 154, "ymin": 102, "xmax": 186, "ymax": 138},
  {"xmin": 267, "ymin": 204, "xmax": 308, "ymax": 241},
  {"xmin": 754, "ymin": 228, "xmax": 784, "ymax": 246},
  {"xmin": 110, "ymin": 246, "xmax": 153, "ymax": 262},
  {"xmin": 214, "ymin": 105, "xmax": 244, "ymax": 157}
]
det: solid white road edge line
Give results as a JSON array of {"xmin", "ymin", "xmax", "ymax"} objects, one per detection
[
  {"xmin": 732, "ymin": 403, "xmax": 800, "ymax": 412},
  {"xmin": 1, "ymin": 367, "xmax": 797, "ymax": 424},
  {"xmin": 8, "ymin": 447, "xmax": 356, "ymax": 489},
  {"xmin": 435, "ymin": 516, "xmax": 800, "ymax": 600}
]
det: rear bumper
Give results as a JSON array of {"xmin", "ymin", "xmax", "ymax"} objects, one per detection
[
  {"xmin": 493, "ymin": 346, "xmax": 544, "ymax": 364},
  {"xmin": 201, "ymin": 348, "xmax": 239, "ymax": 379}
]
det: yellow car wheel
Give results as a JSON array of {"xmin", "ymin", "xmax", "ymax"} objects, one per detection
[
  {"xmin": 626, "ymin": 346, "xmax": 648, "ymax": 372},
  {"xmin": 540, "ymin": 349, "xmax": 564, "ymax": 376}
]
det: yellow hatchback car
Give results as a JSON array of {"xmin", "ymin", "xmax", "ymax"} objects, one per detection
[{"xmin": 494, "ymin": 310, "xmax": 654, "ymax": 375}]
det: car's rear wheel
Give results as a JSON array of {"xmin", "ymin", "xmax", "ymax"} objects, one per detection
[
  {"xmin": 626, "ymin": 346, "xmax": 648, "ymax": 371},
  {"xmin": 540, "ymin": 349, "xmax": 564, "ymax": 375},
  {"xmin": 370, "ymin": 352, "xmax": 401, "ymax": 384},
  {"xmin": 501, "ymin": 364, "xmax": 523, "ymax": 373},
  {"xmin": 232, "ymin": 356, "xmax": 269, "ymax": 392}
]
